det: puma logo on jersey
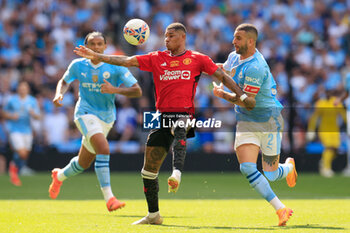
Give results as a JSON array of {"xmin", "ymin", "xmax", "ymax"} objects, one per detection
[{"xmin": 81, "ymin": 72, "xmax": 87, "ymax": 78}]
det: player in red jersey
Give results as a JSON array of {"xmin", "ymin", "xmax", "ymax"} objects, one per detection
[{"xmin": 75, "ymin": 23, "xmax": 255, "ymax": 225}]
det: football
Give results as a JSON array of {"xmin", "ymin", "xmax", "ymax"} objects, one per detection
[{"xmin": 123, "ymin": 19, "xmax": 150, "ymax": 46}]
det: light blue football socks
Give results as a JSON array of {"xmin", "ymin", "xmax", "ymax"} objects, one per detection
[
  {"xmin": 95, "ymin": 154, "xmax": 114, "ymax": 201},
  {"xmin": 264, "ymin": 163, "xmax": 292, "ymax": 182},
  {"xmin": 240, "ymin": 162, "xmax": 276, "ymax": 202},
  {"xmin": 61, "ymin": 156, "xmax": 84, "ymax": 180},
  {"xmin": 95, "ymin": 154, "xmax": 111, "ymax": 187}
]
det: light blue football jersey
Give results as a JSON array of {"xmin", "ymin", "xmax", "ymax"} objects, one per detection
[
  {"xmin": 4, "ymin": 94, "xmax": 40, "ymax": 133},
  {"xmin": 63, "ymin": 58, "xmax": 137, "ymax": 123},
  {"xmin": 223, "ymin": 49, "xmax": 283, "ymax": 122}
]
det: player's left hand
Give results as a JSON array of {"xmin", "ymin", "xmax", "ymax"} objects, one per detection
[
  {"xmin": 101, "ymin": 79, "xmax": 117, "ymax": 94},
  {"xmin": 243, "ymin": 96, "xmax": 256, "ymax": 111},
  {"xmin": 53, "ymin": 94, "xmax": 64, "ymax": 107},
  {"xmin": 216, "ymin": 63, "xmax": 224, "ymax": 69},
  {"xmin": 74, "ymin": 45, "xmax": 96, "ymax": 60}
]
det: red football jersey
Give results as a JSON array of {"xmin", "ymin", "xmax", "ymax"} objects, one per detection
[{"xmin": 136, "ymin": 50, "xmax": 218, "ymax": 113}]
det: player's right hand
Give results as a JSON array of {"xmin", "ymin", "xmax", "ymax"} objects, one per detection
[
  {"xmin": 212, "ymin": 82, "xmax": 224, "ymax": 98},
  {"xmin": 74, "ymin": 45, "xmax": 96, "ymax": 60},
  {"xmin": 53, "ymin": 95, "xmax": 64, "ymax": 107}
]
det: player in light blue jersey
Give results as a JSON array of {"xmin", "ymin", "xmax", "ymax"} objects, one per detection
[
  {"xmin": 213, "ymin": 24, "xmax": 298, "ymax": 226},
  {"xmin": 3, "ymin": 81, "xmax": 41, "ymax": 186},
  {"xmin": 48, "ymin": 32, "xmax": 142, "ymax": 212}
]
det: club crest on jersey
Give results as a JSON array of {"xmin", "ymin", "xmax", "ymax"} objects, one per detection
[
  {"xmin": 92, "ymin": 70, "xmax": 99, "ymax": 83},
  {"xmin": 92, "ymin": 75, "xmax": 98, "ymax": 83},
  {"xmin": 103, "ymin": 71, "xmax": 110, "ymax": 79},
  {"xmin": 183, "ymin": 58, "xmax": 192, "ymax": 65},
  {"xmin": 170, "ymin": 61, "xmax": 179, "ymax": 67}
]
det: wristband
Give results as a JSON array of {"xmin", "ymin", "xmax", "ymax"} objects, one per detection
[{"xmin": 240, "ymin": 94, "xmax": 248, "ymax": 102}]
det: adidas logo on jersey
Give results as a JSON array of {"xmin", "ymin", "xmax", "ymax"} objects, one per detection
[{"xmin": 160, "ymin": 62, "xmax": 167, "ymax": 66}]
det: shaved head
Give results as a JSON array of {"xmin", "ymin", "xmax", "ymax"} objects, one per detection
[
  {"xmin": 166, "ymin": 23, "xmax": 187, "ymax": 34},
  {"xmin": 236, "ymin": 24, "xmax": 258, "ymax": 42}
]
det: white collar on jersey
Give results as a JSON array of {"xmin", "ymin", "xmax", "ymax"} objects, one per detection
[
  {"xmin": 238, "ymin": 49, "xmax": 257, "ymax": 64},
  {"xmin": 87, "ymin": 59, "xmax": 104, "ymax": 69}
]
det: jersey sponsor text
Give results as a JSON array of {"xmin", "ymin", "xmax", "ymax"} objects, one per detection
[{"xmin": 160, "ymin": 70, "xmax": 191, "ymax": 81}]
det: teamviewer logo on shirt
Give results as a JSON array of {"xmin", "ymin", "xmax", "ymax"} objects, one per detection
[{"xmin": 143, "ymin": 110, "xmax": 161, "ymax": 129}]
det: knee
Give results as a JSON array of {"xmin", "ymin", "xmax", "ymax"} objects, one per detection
[
  {"xmin": 240, "ymin": 162, "xmax": 257, "ymax": 177},
  {"xmin": 84, "ymin": 160, "xmax": 94, "ymax": 170},
  {"xmin": 263, "ymin": 170, "xmax": 279, "ymax": 181},
  {"xmin": 17, "ymin": 150, "xmax": 29, "ymax": 159},
  {"xmin": 94, "ymin": 146, "xmax": 110, "ymax": 155},
  {"xmin": 90, "ymin": 134, "xmax": 110, "ymax": 154},
  {"xmin": 80, "ymin": 161, "xmax": 90, "ymax": 170},
  {"xmin": 141, "ymin": 168, "xmax": 158, "ymax": 180}
]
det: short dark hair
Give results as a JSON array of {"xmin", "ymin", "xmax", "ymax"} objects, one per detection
[
  {"xmin": 236, "ymin": 23, "xmax": 258, "ymax": 41},
  {"xmin": 166, "ymin": 23, "xmax": 187, "ymax": 34},
  {"xmin": 84, "ymin": 32, "xmax": 107, "ymax": 45}
]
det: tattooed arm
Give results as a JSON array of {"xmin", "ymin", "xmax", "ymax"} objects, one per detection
[{"xmin": 74, "ymin": 45, "xmax": 139, "ymax": 67}]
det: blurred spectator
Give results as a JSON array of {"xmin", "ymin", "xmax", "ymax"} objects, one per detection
[
  {"xmin": 43, "ymin": 107, "xmax": 69, "ymax": 148},
  {"xmin": 113, "ymin": 96, "xmax": 138, "ymax": 142}
]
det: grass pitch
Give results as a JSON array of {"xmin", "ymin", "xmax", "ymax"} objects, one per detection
[{"xmin": 0, "ymin": 172, "xmax": 349, "ymax": 233}]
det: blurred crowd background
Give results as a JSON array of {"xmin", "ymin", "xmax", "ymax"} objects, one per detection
[{"xmin": 0, "ymin": 0, "xmax": 350, "ymax": 156}]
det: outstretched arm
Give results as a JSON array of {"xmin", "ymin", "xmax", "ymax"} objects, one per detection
[
  {"xmin": 74, "ymin": 45, "xmax": 139, "ymax": 67},
  {"xmin": 53, "ymin": 78, "xmax": 70, "ymax": 107},
  {"xmin": 212, "ymin": 68, "xmax": 256, "ymax": 110}
]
